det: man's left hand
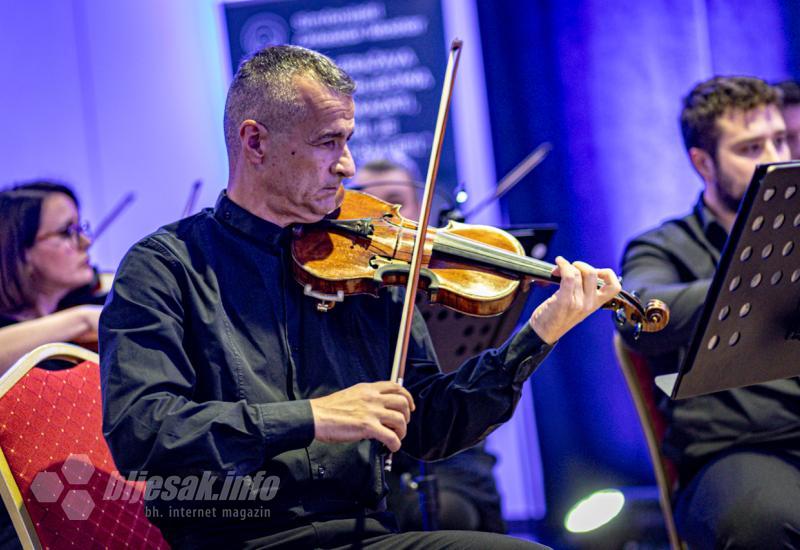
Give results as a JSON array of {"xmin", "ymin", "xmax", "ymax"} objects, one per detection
[{"xmin": 528, "ymin": 256, "xmax": 621, "ymax": 345}]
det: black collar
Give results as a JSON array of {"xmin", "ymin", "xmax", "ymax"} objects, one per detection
[
  {"xmin": 213, "ymin": 191, "xmax": 292, "ymax": 251},
  {"xmin": 693, "ymin": 193, "xmax": 729, "ymax": 252}
]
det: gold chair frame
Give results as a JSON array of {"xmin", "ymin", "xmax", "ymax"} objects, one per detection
[
  {"xmin": 613, "ymin": 333, "xmax": 683, "ymax": 550},
  {"xmin": 0, "ymin": 343, "xmax": 99, "ymax": 550}
]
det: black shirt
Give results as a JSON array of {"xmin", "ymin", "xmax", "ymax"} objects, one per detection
[
  {"xmin": 619, "ymin": 195, "xmax": 800, "ymax": 480},
  {"xmin": 99, "ymin": 191, "xmax": 552, "ymax": 530}
]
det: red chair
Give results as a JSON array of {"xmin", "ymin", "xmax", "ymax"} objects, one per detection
[
  {"xmin": 613, "ymin": 333, "xmax": 683, "ymax": 550},
  {"xmin": 0, "ymin": 343, "xmax": 168, "ymax": 549}
]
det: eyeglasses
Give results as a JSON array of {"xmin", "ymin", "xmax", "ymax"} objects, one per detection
[{"xmin": 35, "ymin": 221, "xmax": 92, "ymax": 246}]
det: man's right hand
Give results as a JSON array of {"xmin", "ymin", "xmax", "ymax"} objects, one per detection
[{"xmin": 309, "ymin": 381, "xmax": 416, "ymax": 452}]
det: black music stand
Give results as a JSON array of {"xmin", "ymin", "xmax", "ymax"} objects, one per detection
[
  {"xmin": 418, "ymin": 225, "xmax": 556, "ymax": 373},
  {"xmin": 657, "ymin": 162, "xmax": 800, "ymax": 399}
]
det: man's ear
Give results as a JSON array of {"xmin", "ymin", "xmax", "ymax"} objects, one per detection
[
  {"xmin": 689, "ymin": 146, "xmax": 716, "ymax": 185},
  {"xmin": 239, "ymin": 120, "xmax": 267, "ymax": 164}
]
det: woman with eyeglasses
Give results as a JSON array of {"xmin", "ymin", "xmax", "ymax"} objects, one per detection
[{"xmin": 0, "ymin": 181, "xmax": 101, "ymax": 374}]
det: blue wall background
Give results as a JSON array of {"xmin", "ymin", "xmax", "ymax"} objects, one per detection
[{"xmin": 1, "ymin": 0, "xmax": 798, "ymax": 539}]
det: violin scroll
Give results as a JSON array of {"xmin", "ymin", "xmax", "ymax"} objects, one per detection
[
  {"xmin": 610, "ymin": 291, "xmax": 670, "ymax": 336},
  {"xmin": 643, "ymin": 299, "xmax": 669, "ymax": 332}
]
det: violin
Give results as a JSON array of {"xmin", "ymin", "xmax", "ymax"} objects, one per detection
[{"xmin": 291, "ymin": 190, "xmax": 669, "ymax": 334}]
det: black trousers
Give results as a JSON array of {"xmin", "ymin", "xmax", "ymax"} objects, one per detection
[
  {"xmin": 674, "ymin": 449, "xmax": 800, "ymax": 549},
  {"xmin": 161, "ymin": 513, "xmax": 548, "ymax": 550}
]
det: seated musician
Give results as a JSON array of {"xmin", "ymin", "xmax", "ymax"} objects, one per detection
[
  {"xmin": 100, "ymin": 44, "xmax": 621, "ymax": 549},
  {"xmin": 0, "ymin": 181, "xmax": 100, "ymax": 374},
  {"xmin": 618, "ymin": 76, "xmax": 800, "ymax": 548},
  {"xmin": 776, "ymin": 79, "xmax": 800, "ymax": 159}
]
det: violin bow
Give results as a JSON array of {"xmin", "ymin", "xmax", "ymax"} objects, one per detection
[
  {"xmin": 182, "ymin": 180, "xmax": 203, "ymax": 218},
  {"xmin": 386, "ymin": 39, "xmax": 463, "ymax": 470},
  {"xmin": 91, "ymin": 191, "xmax": 136, "ymax": 243},
  {"xmin": 463, "ymin": 141, "xmax": 552, "ymax": 219}
]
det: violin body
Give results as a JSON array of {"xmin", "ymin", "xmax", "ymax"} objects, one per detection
[
  {"xmin": 292, "ymin": 190, "xmax": 528, "ymax": 316},
  {"xmin": 292, "ymin": 190, "xmax": 669, "ymax": 332}
]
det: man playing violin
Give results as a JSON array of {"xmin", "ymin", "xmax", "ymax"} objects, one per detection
[
  {"xmin": 618, "ymin": 76, "xmax": 800, "ymax": 548},
  {"xmin": 100, "ymin": 45, "xmax": 620, "ymax": 549}
]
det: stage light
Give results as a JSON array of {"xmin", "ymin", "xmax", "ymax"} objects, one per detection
[
  {"xmin": 455, "ymin": 190, "xmax": 468, "ymax": 204},
  {"xmin": 564, "ymin": 488, "xmax": 625, "ymax": 533}
]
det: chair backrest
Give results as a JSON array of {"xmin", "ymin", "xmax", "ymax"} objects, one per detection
[
  {"xmin": 0, "ymin": 343, "xmax": 167, "ymax": 549},
  {"xmin": 612, "ymin": 333, "xmax": 682, "ymax": 550}
]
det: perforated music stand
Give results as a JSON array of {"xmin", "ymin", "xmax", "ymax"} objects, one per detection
[
  {"xmin": 419, "ymin": 225, "xmax": 556, "ymax": 373},
  {"xmin": 657, "ymin": 162, "xmax": 800, "ymax": 399}
]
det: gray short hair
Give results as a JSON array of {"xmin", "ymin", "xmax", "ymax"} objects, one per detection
[{"xmin": 223, "ymin": 45, "xmax": 356, "ymax": 163}]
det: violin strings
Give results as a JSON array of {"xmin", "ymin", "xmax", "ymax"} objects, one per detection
[
  {"xmin": 432, "ymin": 230, "xmax": 556, "ymax": 280},
  {"xmin": 432, "ymin": 231, "xmax": 636, "ymax": 308},
  {"xmin": 375, "ymin": 217, "xmax": 635, "ymax": 310}
]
